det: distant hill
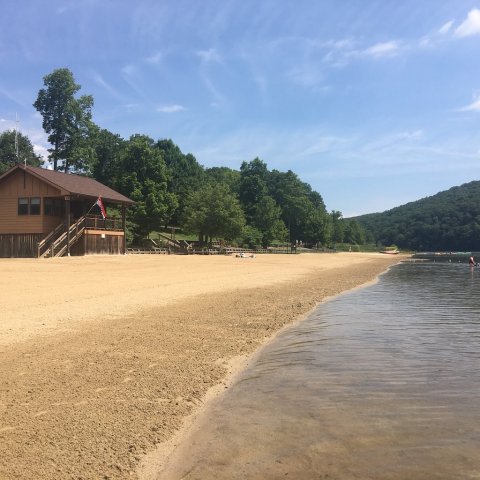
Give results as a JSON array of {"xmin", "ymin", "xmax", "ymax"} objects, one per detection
[{"xmin": 354, "ymin": 181, "xmax": 480, "ymax": 251}]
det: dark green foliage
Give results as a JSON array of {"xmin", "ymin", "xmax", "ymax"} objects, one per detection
[
  {"xmin": 30, "ymin": 68, "xmax": 349, "ymax": 248},
  {"xmin": 267, "ymin": 169, "xmax": 328, "ymax": 243},
  {"xmin": 33, "ymin": 68, "xmax": 95, "ymax": 172},
  {"xmin": 91, "ymin": 127, "xmax": 125, "ymax": 186},
  {"xmin": 116, "ymin": 134, "xmax": 178, "ymax": 239},
  {"xmin": 251, "ymin": 196, "xmax": 288, "ymax": 247},
  {"xmin": 156, "ymin": 139, "xmax": 206, "ymax": 226},
  {"xmin": 182, "ymin": 183, "xmax": 246, "ymax": 242},
  {"xmin": 355, "ymin": 181, "xmax": 480, "ymax": 251},
  {"xmin": 205, "ymin": 167, "xmax": 240, "ymax": 194},
  {"xmin": 239, "ymin": 158, "xmax": 269, "ymax": 221},
  {"xmin": 0, "ymin": 130, "xmax": 42, "ymax": 174}
]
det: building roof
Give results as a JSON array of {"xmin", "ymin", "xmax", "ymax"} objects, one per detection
[{"xmin": 0, "ymin": 165, "xmax": 134, "ymax": 204}]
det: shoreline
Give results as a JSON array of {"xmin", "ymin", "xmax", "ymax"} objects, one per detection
[
  {"xmin": 137, "ymin": 265, "xmax": 397, "ymax": 480},
  {"xmin": 0, "ymin": 253, "xmax": 404, "ymax": 479}
]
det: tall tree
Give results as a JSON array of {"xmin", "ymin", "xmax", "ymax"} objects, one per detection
[
  {"xmin": 156, "ymin": 139, "xmax": 205, "ymax": 225},
  {"xmin": 182, "ymin": 183, "xmax": 246, "ymax": 242},
  {"xmin": 239, "ymin": 158, "xmax": 269, "ymax": 221},
  {"xmin": 91, "ymin": 127, "xmax": 125, "ymax": 186},
  {"xmin": 0, "ymin": 130, "xmax": 42, "ymax": 174},
  {"xmin": 251, "ymin": 195, "xmax": 288, "ymax": 247},
  {"xmin": 205, "ymin": 166, "xmax": 241, "ymax": 194},
  {"xmin": 330, "ymin": 210, "xmax": 344, "ymax": 244},
  {"xmin": 116, "ymin": 134, "xmax": 178, "ymax": 238},
  {"xmin": 33, "ymin": 68, "xmax": 94, "ymax": 172}
]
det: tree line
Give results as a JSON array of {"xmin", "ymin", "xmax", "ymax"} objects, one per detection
[
  {"xmin": 0, "ymin": 68, "xmax": 367, "ymax": 248},
  {"xmin": 355, "ymin": 181, "xmax": 480, "ymax": 252}
]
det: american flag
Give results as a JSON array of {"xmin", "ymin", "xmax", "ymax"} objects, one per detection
[{"xmin": 95, "ymin": 196, "xmax": 107, "ymax": 219}]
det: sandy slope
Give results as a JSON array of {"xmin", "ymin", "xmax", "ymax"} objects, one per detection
[{"xmin": 0, "ymin": 253, "xmax": 403, "ymax": 479}]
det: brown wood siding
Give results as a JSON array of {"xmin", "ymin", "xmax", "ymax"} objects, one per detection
[
  {"xmin": 0, "ymin": 234, "xmax": 43, "ymax": 258},
  {"xmin": 70, "ymin": 232, "xmax": 124, "ymax": 256},
  {"xmin": 0, "ymin": 170, "xmax": 63, "ymax": 235}
]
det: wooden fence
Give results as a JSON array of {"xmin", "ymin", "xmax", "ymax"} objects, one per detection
[{"xmin": 0, "ymin": 234, "xmax": 43, "ymax": 258}]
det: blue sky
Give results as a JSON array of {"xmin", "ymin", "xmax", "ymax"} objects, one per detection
[{"xmin": 1, "ymin": 1, "xmax": 480, "ymax": 216}]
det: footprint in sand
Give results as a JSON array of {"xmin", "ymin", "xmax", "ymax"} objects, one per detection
[{"xmin": 122, "ymin": 377, "xmax": 133, "ymax": 383}]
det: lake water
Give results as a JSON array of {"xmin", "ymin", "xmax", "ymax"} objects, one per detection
[{"xmin": 158, "ymin": 262, "xmax": 480, "ymax": 480}]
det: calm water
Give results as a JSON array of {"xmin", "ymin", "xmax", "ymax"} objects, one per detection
[{"xmin": 159, "ymin": 262, "xmax": 480, "ymax": 480}]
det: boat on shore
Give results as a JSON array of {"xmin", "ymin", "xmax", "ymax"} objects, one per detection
[{"xmin": 380, "ymin": 249, "xmax": 400, "ymax": 255}]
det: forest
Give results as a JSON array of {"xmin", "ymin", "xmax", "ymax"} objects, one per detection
[
  {"xmin": 0, "ymin": 68, "xmax": 367, "ymax": 249},
  {"xmin": 355, "ymin": 181, "xmax": 480, "ymax": 252}
]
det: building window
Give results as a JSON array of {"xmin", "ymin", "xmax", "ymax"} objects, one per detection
[
  {"xmin": 18, "ymin": 198, "xmax": 29, "ymax": 215},
  {"xmin": 18, "ymin": 197, "xmax": 41, "ymax": 215},
  {"xmin": 30, "ymin": 197, "xmax": 41, "ymax": 215},
  {"xmin": 44, "ymin": 198, "xmax": 64, "ymax": 216}
]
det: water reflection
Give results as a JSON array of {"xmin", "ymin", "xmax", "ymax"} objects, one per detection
[{"xmin": 158, "ymin": 263, "xmax": 480, "ymax": 480}]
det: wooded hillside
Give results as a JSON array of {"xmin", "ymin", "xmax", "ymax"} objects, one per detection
[{"xmin": 355, "ymin": 181, "xmax": 480, "ymax": 251}]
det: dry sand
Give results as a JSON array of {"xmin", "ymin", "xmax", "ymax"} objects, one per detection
[{"xmin": 0, "ymin": 252, "xmax": 404, "ymax": 479}]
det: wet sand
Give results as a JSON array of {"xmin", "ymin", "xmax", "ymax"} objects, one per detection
[{"xmin": 0, "ymin": 253, "xmax": 402, "ymax": 479}]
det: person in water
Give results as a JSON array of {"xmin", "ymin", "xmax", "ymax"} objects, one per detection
[{"xmin": 469, "ymin": 256, "xmax": 475, "ymax": 266}]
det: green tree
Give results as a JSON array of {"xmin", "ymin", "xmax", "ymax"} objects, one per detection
[
  {"xmin": 303, "ymin": 207, "xmax": 332, "ymax": 246},
  {"xmin": 156, "ymin": 139, "xmax": 205, "ymax": 225},
  {"xmin": 268, "ymin": 169, "xmax": 323, "ymax": 242},
  {"xmin": 0, "ymin": 130, "xmax": 42, "ymax": 174},
  {"xmin": 116, "ymin": 134, "xmax": 178, "ymax": 238},
  {"xmin": 344, "ymin": 219, "xmax": 366, "ymax": 245},
  {"xmin": 330, "ymin": 210, "xmax": 344, "ymax": 244},
  {"xmin": 91, "ymin": 127, "xmax": 125, "ymax": 186},
  {"xmin": 252, "ymin": 195, "xmax": 288, "ymax": 247},
  {"xmin": 205, "ymin": 166, "xmax": 240, "ymax": 195},
  {"xmin": 183, "ymin": 183, "xmax": 246, "ymax": 242},
  {"xmin": 239, "ymin": 158, "xmax": 268, "ymax": 221},
  {"xmin": 33, "ymin": 68, "xmax": 95, "ymax": 172}
]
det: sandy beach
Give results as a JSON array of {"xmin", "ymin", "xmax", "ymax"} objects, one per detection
[{"xmin": 0, "ymin": 252, "xmax": 403, "ymax": 479}]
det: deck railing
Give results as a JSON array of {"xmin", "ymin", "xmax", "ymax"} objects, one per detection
[
  {"xmin": 85, "ymin": 215, "xmax": 123, "ymax": 231},
  {"xmin": 37, "ymin": 222, "xmax": 66, "ymax": 258}
]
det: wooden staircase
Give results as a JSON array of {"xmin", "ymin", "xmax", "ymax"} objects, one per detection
[{"xmin": 37, "ymin": 216, "xmax": 86, "ymax": 258}]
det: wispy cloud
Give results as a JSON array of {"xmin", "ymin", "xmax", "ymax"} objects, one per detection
[
  {"xmin": 144, "ymin": 51, "xmax": 164, "ymax": 65},
  {"xmin": 438, "ymin": 20, "xmax": 454, "ymax": 35},
  {"xmin": 363, "ymin": 41, "xmax": 399, "ymax": 58},
  {"xmin": 454, "ymin": 8, "xmax": 480, "ymax": 37},
  {"xmin": 92, "ymin": 72, "xmax": 124, "ymax": 100},
  {"xmin": 196, "ymin": 48, "xmax": 222, "ymax": 64},
  {"xmin": 286, "ymin": 65, "xmax": 326, "ymax": 90},
  {"xmin": 0, "ymin": 85, "xmax": 29, "ymax": 108},
  {"xmin": 458, "ymin": 94, "xmax": 480, "ymax": 112},
  {"xmin": 323, "ymin": 38, "xmax": 399, "ymax": 66},
  {"xmin": 121, "ymin": 64, "xmax": 146, "ymax": 98},
  {"xmin": 157, "ymin": 104, "xmax": 186, "ymax": 113}
]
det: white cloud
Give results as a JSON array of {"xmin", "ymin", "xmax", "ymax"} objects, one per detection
[
  {"xmin": 145, "ymin": 51, "xmax": 164, "ymax": 65},
  {"xmin": 196, "ymin": 48, "xmax": 222, "ymax": 64},
  {"xmin": 459, "ymin": 95, "xmax": 480, "ymax": 112},
  {"xmin": 121, "ymin": 64, "xmax": 137, "ymax": 76},
  {"xmin": 363, "ymin": 41, "xmax": 399, "ymax": 58},
  {"xmin": 157, "ymin": 104, "xmax": 186, "ymax": 113},
  {"xmin": 438, "ymin": 20, "xmax": 454, "ymax": 35},
  {"xmin": 455, "ymin": 8, "xmax": 480, "ymax": 37},
  {"xmin": 33, "ymin": 143, "xmax": 49, "ymax": 160}
]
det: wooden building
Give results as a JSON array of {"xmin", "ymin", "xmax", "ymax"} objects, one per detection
[{"xmin": 0, "ymin": 164, "xmax": 134, "ymax": 258}]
